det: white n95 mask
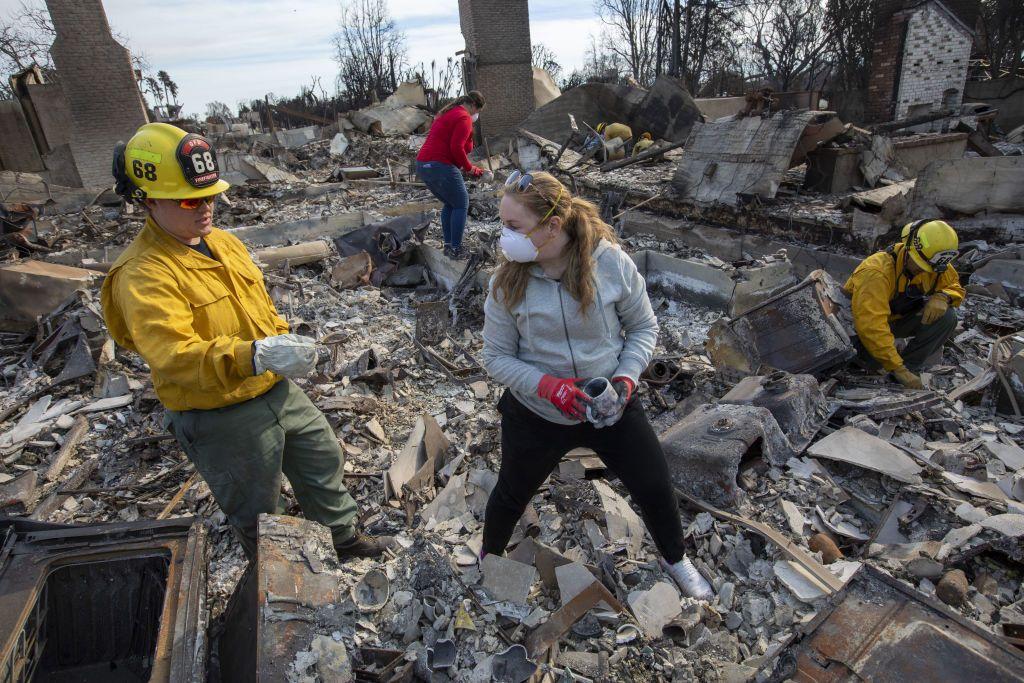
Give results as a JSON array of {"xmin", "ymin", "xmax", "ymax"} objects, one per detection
[{"xmin": 499, "ymin": 227, "xmax": 539, "ymax": 263}]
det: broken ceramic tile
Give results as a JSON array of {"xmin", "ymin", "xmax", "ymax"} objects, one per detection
[
  {"xmin": 807, "ymin": 426, "xmax": 923, "ymax": 484},
  {"xmin": 627, "ymin": 582, "xmax": 682, "ymax": 638},
  {"xmin": 482, "ymin": 554, "xmax": 537, "ymax": 606}
]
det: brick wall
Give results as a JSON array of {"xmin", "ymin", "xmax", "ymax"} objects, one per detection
[
  {"xmin": 45, "ymin": 0, "xmax": 148, "ymax": 187},
  {"xmin": 865, "ymin": 0, "xmax": 975, "ymax": 123},
  {"xmin": 865, "ymin": 0, "xmax": 909, "ymax": 123},
  {"xmin": 894, "ymin": 3, "xmax": 972, "ymax": 118},
  {"xmin": 458, "ymin": 0, "xmax": 534, "ymax": 136}
]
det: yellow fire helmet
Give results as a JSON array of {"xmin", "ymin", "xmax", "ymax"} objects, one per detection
[
  {"xmin": 596, "ymin": 122, "xmax": 606, "ymax": 134},
  {"xmin": 900, "ymin": 219, "xmax": 959, "ymax": 273},
  {"xmin": 113, "ymin": 122, "xmax": 230, "ymax": 201},
  {"xmin": 641, "ymin": 132, "xmax": 653, "ymax": 140}
]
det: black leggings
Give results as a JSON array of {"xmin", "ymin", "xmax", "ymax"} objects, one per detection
[{"xmin": 482, "ymin": 390, "xmax": 687, "ymax": 563}]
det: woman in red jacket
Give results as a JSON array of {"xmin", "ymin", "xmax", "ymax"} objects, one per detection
[{"xmin": 416, "ymin": 90, "xmax": 487, "ymax": 258}]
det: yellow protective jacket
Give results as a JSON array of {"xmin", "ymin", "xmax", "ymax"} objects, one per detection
[
  {"xmin": 101, "ymin": 218, "xmax": 289, "ymax": 410},
  {"xmin": 632, "ymin": 138, "xmax": 655, "ymax": 156},
  {"xmin": 843, "ymin": 243, "xmax": 965, "ymax": 371},
  {"xmin": 603, "ymin": 122, "xmax": 633, "ymax": 142}
]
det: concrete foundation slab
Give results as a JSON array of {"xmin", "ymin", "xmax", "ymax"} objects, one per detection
[
  {"xmin": 620, "ymin": 212, "xmax": 862, "ymax": 283},
  {"xmin": 634, "ymin": 250, "xmax": 734, "ymax": 310},
  {"xmin": 892, "ymin": 133, "xmax": 967, "ymax": 176},
  {"xmin": 910, "ymin": 156, "xmax": 1024, "ymax": 217}
]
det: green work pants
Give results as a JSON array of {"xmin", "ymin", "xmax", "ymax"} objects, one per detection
[
  {"xmin": 854, "ymin": 307, "xmax": 958, "ymax": 373},
  {"xmin": 164, "ymin": 379, "xmax": 357, "ymax": 556}
]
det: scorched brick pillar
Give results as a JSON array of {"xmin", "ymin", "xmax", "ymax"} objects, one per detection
[
  {"xmin": 45, "ymin": 0, "xmax": 149, "ymax": 187},
  {"xmin": 458, "ymin": 0, "xmax": 535, "ymax": 136}
]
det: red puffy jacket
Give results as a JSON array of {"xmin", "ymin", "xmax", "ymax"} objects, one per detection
[{"xmin": 417, "ymin": 106, "xmax": 480, "ymax": 173}]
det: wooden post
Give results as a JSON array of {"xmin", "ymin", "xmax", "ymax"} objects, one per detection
[{"xmin": 45, "ymin": 415, "xmax": 88, "ymax": 482}]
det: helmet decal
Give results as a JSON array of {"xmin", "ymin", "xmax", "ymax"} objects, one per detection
[
  {"xmin": 930, "ymin": 250, "xmax": 958, "ymax": 269},
  {"xmin": 177, "ymin": 134, "xmax": 221, "ymax": 188}
]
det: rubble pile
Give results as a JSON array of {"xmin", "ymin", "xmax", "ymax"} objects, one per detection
[{"xmin": 2, "ymin": 97, "xmax": 1024, "ymax": 680}]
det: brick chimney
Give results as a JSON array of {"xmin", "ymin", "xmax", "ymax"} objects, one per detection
[
  {"xmin": 458, "ymin": 0, "xmax": 535, "ymax": 136},
  {"xmin": 45, "ymin": 0, "xmax": 148, "ymax": 187}
]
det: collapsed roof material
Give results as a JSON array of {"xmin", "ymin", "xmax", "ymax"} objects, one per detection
[
  {"xmin": 672, "ymin": 110, "xmax": 816, "ymax": 206},
  {"xmin": 706, "ymin": 270, "xmax": 855, "ymax": 380}
]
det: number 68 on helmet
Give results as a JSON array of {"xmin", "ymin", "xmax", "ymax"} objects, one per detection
[{"xmin": 112, "ymin": 122, "xmax": 230, "ymax": 202}]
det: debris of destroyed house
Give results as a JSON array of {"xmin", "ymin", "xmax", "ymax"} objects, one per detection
[{"xmin": 0, "ymin": 62, "xmax": 1023, "ymax": 683}]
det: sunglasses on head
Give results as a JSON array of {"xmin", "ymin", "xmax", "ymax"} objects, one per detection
[
  {"xmin": 504, "ymin": 169, "xmax": 533, "ymax": 192},
  {"xmin": 503, "ymin": 169, "xmax": 564, "ymax": 227},
  {"xmin": 178, "ymin": 195, "xmax": 217, "ymax": 210},
  {"xmin": 504, "ymin": 169, "xmax": 561, "ymax": 207}
]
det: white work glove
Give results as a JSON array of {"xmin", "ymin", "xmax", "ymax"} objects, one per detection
[{"xmin": 252, "ymin": 334, "xmax": 318, "ymax": 377}]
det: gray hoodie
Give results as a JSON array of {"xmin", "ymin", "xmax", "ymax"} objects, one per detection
[{"xmin": 482, "ymin": 240, "xmax": 658, "ymax": 425}]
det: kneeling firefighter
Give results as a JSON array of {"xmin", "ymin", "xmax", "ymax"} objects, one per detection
[{"xmin": 844, "ymin": 219, "xmax": 965, "ymax": 389}]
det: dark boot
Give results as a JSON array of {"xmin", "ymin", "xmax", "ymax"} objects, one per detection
[{"xmin": 335, "ymin": 532, "xmax": 393, "ymax": 559}]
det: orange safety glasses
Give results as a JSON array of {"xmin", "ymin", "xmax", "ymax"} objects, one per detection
[{"xmin": 177, "ymin": 195, "xmax": 217, "ymax": 210}]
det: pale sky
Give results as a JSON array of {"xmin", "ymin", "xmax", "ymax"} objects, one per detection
[{"xmin": 1, "ymin": 0, "xmax": 602, "ymax": 117}]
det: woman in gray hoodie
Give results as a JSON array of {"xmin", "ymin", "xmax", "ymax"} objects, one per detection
[{"xmin": 480, "ymin": 171, "xmax": 713, "ymax": 600}]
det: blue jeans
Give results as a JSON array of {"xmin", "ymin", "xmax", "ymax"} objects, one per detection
[{"xmin": 416, "ymin": 161, "xmax": 469, "ymax": 249}]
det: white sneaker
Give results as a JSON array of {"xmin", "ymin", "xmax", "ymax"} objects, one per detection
[{"xmin": 662, "ymin": 555, "xmax": 714, "ymax": 601}]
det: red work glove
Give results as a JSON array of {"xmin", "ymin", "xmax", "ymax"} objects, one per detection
[
  {"xmin": 469, "ymin": 166, "xmax": 485, "ymax": 178},
  {"xmin": 537, "ymin": 374, "xmax": 590, "ymax": 421}
]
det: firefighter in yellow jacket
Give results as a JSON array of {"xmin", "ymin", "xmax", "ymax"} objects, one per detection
[
  {"xmin": 632, "ymin": 132, "xmax": 655, "ymax": 156},
  {"xmin": 844, "ymin": 220, "xmax": 965, "ymax": 390},
  {"xmin": 596, "ymin": 122, "xmax": 633, "ymax": 160},
  {"xmin": 101, "ymin": 123, "xmax": 389, "ymax": 559}
]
